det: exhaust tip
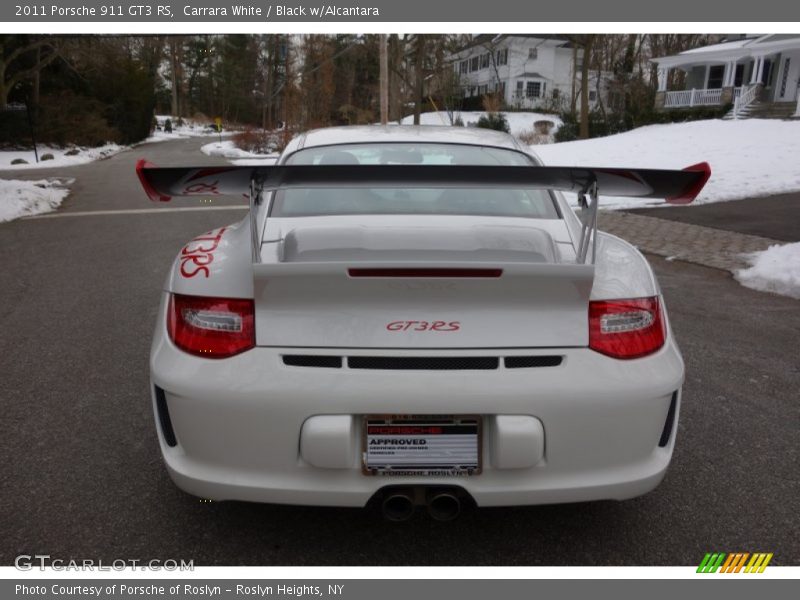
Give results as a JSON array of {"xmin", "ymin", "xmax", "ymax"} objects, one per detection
[
  {"xmin": 427, "ymin": 492, "xmax": 461, "ymax": 521},
  {"xmin": 381, "ymin": 492, "xmax": 415, "ymax": 522}
]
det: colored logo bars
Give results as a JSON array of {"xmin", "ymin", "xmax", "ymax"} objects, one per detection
[{"xmin": 697, "ymin": 552, "xmax": 773, "ymax": 573}]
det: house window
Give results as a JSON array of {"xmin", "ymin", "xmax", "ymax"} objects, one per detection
[
  {"xmin": 496, "ymin": 48, "xmax": 508, "ymax": 66},
  {"xmin": 497, "ymin": 81, "xmax": 506, "ymax": 96},
  {"xmin": 589, "ymin": 90, "xmax": 597, "ymax": 101},
  {"xmin": 470, "ymin": 56, "xmax": 479, "ymax": 72},
  {"xmin": 516, "ymin": 81, "xmax": 524, "ymax": 97},
  {"xmin": 609, "ymin": 92, "xmax": 624, "ymax": 111},
  {"xmin": 526, "ymin": 81, "xmax": 541, "ymax": 98},
  {"xmin": 460, "ymin": 60, "xmax": 468, "ymax": 75},
  {"xmin": 480, "ymin": 53, "xmax": 490, "ymax": 69},
  {"xmin": 707, "ymin": 65, "xmax": 725, "ymax": 89},
  {"xmin": 552, "ymin": 88, "xmax": 560, "ymax": 99},
  {"xmin": 529, "ymin": 48, "xmax": 538, "ymax": 60}
]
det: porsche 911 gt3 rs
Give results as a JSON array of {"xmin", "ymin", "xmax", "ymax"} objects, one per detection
[{"xmin": 137, "ymin": 126, "xmax": 710, "ymax": 520}]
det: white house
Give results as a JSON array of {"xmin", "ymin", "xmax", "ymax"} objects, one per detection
[
  {"xmin": 652, "ymin": 34, "xmax": 800, "ymax": 119},
  {"xmin": 446, "ymin": 34, "xmax": 610, "ymax": 111}
]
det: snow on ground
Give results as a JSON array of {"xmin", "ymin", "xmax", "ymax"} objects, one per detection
[
  {"xmin": 736, "ymin": 242, "xmax": 800, "ymax": 300},
  {"xmin": 0, "ymin": 143, "xmax": 123, "ymax": 171},
  {"xmin": 229, "ymin": 157, "xmax": 279, "ymax": 166},
  {"xmin": 1, "ymin": 115, "xmax": 233, "ymax": 170},
  {"xmin": 0, "ymin": 178, "xmax": 72, "ymax": 222},
  {"xmin": 201, "ymin": 140, "xmax": 278, "ymax": 165},
  {"xmin": 534, "ymin": 119, "xmax": 800, "ymax": 210},
  {"xmin": 398, "ymin": 111, "xmax": 563, "ymax": 137}
]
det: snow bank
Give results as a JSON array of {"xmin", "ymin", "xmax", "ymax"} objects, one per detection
[
  {"xmin": 398, "ymin": 111, "xmax": 563, "ymax": 137},
  {"xmin": 736, "ymin": 243, "xmax": 800, "ymax": 300},
  {"xmin": 0, "ymin": 144, "xmax": 122, "ymax": 171},
  {"xmin": 534, "ymin": 119, "xmax": 800, "ymax": 209},
  {"xmin": 201, "ymin": 140, "xmax": 278, "ymax": 164},
  {"xmin": 0, "ymin": 116, "xmax": 231, "ymax": 170},
  {"xmin": 0, "ymin": 178, "xmax": 71, "ymax": 222},
  {"xmin": 229, "ymin": 157, "xmax": 279, "ymax": 166}
]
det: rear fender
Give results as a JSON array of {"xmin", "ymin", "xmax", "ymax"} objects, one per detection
[{"xmin": 164, "ymin": 216, "xmax": 254, "ymax": 299}]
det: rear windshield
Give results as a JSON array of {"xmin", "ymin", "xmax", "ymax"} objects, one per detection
[{"xmin": 271, "ymin": 142, "xmax": 559, "ymax": 219}]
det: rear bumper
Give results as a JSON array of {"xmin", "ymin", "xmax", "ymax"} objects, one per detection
[{"xmin": 150, "ymin": 298, "xmax": 684, "ymax": 508}]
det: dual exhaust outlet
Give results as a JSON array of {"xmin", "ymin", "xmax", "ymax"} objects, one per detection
[{"xmin": 380, "ymin": 487, "xmax": 464, "ymax": 521}]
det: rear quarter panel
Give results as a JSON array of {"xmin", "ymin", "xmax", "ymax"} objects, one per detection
[{"xmin": 164, "ymin": 216, "xmax": 254, "ymax": 299}]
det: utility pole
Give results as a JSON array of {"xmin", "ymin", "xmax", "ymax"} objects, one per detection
[
  {"xmin": 379, "ymin": 34, "xmax": 389, "ymax": 125},
  {"xmin": 413, "ymin": 35, "xmax": 425, "ymax": 125}
]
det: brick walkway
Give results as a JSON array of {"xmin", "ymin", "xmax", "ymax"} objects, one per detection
[{"xmin": 598, "ymin": 211, "xmax": 783, "ymax": 272}]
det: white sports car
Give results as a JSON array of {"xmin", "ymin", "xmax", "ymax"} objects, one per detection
[{"xmin": 137, "ymin": 126, "xmax": 710, "ymax": 520}]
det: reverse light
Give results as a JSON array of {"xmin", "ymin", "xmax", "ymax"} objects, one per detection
[
  {"xmin": 589, "ymin": 297, "xmax": 665, "ymax": 359},
  {"xmin": 167, "ymin": 294, "xmax": 255, "ymax": 358}
]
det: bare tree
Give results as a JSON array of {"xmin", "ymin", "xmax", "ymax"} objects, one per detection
[
  {"xmin": 168, "ymin": 37, "xmax": 184, "ymax": 117},
  {"xmin": 0, "ymin": 37, "xmax": 61, "ymax": 108},
  {"xmin": 577, "ymin": 35, "xmax": 595, "ymax": 138},
  {"xmin": 412, "ymin": 34, "xmax": 426, "ymax": 124}
]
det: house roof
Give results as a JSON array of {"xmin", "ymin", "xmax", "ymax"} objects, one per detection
[
  {"xmin": 451, "ymin": 34, "xmax": 573, "ymax": 55},
  {"xmin": 680, "ymin": 38, "xmax": 754, "ymax": 55},
  {"xmin": 515, "ymin": 72, "xmax": 548, "ymax": 80},
  {"xmin": 653, "ymin": 34, "xmax": 800, "ymax": 68}
]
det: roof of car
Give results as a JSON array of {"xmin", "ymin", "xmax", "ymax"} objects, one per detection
[{"xmin": 289, "ymin": 125, "xmax": 526, "ymax": 153}]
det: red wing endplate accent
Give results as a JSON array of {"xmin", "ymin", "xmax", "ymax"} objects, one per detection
[
  {"xmin": 135, "ymin": 161, "xmax": 711, "ymax": 203},
  {"xmin": 666, "ymin": 162, "xmax": 711, "ymax": 204},
  {"xmin": 136, "ymin": 159, "xmax": 171, "ymax": 202}
]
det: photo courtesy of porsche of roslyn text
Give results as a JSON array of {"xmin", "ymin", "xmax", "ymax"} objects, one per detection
[{"xmin": 1, "ymin": 31, "xmax": 798, "ymax": 567}]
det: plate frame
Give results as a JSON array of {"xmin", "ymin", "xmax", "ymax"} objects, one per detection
[{"xmin": 361, "ymin": 414, "xmax": 483, "ymax": 476}]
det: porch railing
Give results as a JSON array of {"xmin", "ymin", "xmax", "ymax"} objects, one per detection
[
  {"xmin": 733, "ymin": 84, "xmax": 760, "ymax": 118},
  {"xmin": 664, "ymin": 88, "xmax": 724, "ymax": 108}
]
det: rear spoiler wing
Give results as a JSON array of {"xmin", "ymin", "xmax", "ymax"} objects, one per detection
[{"xmin": 136, "ymin": 159, "xmax": 710, "ymax": 264}]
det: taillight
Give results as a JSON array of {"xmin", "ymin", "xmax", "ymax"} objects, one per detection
[
  {"xmin": 588, "ymin": 297, "xmax": 665, "ymax": 359},
  {"xmin": 167, "ymin": 294, "xmax": 255, "ymax": 358}
]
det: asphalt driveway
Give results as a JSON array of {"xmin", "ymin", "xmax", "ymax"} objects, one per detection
[{"xmin": 626, "ymin": 192, "xmax": 800, "ymax": 242}]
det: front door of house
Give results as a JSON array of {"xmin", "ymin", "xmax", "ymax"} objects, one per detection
[{"xmin": 776, "ymin": 52, "xmax": 800, "ymax": 101}]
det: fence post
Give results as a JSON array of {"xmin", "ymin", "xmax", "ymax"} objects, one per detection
[{"xmin": 690, "ymin": 89, "xmax": 696, "ymax": 107}]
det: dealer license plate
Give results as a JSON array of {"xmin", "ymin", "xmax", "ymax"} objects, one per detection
[{"xmin": 362, "ymin": 415, "xmax": 482, "ymax": 476}]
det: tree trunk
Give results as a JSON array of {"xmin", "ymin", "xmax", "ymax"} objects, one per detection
[
  {"xmin": 32, "ymin": 45, "xmax": 40, "ymax": 107},
  {"xmin": 413, "ymin": 35, "xmax": 425, "ymax": 125},
  {"xmin": 570, "ymin": 45, "xmax": 578, "ymax": 114},
  {"xmin": 379, "ymin": 34, "xmax": 388, "ymax": 125},
  {"xmin": 388, "ymin": 35, "xmax": 403, "ymax": 122},
  {"xmin": 169, "ymin": 38, "xmax": 180, "ymax": 116},
  {"xmin": 0, "ymin": 59, "xmax": 7, "ymax": 109},
  {"xmin": 579, "ymin": 35, "xmax": 595, "ymax": 140}
]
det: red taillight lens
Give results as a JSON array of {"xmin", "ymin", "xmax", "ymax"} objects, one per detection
[
  {"xmin": 588, "ymin": 297, "xmax": 665, "ymax": 359},
  {"xmin": 167, "ymin": 294, "xmax": 255, "ymax": 358}
]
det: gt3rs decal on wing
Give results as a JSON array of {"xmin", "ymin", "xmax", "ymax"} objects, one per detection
[{"xmin": 180, "ymin": 227, "xmax": 227, "ymax": 278}]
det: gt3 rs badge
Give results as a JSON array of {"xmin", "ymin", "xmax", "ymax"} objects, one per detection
[{"xmin": 386, "ymin": 321, "xmax": 460, "ymax": 332}]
